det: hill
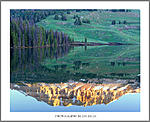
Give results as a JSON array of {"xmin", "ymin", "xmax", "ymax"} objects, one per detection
[{"xmin": 37, "ymin": 10, "xmax": 140, "ymax": 44}]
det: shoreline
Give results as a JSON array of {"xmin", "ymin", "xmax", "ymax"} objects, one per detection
[{"xmin": 10, "ymin": 42, "xmax": 138, "ymax": 49}]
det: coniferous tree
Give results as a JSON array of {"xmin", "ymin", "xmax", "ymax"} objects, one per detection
[
  {"xmin": 37, "ymin": 29, "xmax": 41, "ymax": 47},
  {"xmin": 24, "ymin": 24, "xmax": 28, "ymax": 47},
  {"xmin": 31, "ymin": 26, "xmax": 35, "ymax": 47},
  {"xmin": 123, "ymin": 20, "xmax": 127, "ymax": 24},
  {"xmin": 54, "ymin": 38, "xmax": 57, "ymax": 48},
  {"xmin": 10, "ymin": 15, "xmax": 73, "ymax": 48},
  {"xmin": 85, "ymin": 37, "xmax": 87, "ymax": 45},
  {"xmin": 112, "ymin": 20, "xmax": 116, "ymax": 25},
  {"xmin": 74, "ymin": 17, "xmax": 82, "ymax": 25},
  {"xmin": 47, "ymin": 31, "xmax": 51, "ymax": 46},
  {"xmin": 61, "ymin": 14, "xmax": 67, "ymax": 21},
  {"xmin": 22, "ymin": 34, "xmax": 25, "ymax": 47},
  {"xmin": 18, "ymin": 29, "xmax": 21, "ymax": 47},
  {"xmin": 54, "ymin": 14, "xmax": 59, "ymax": 20},
  {"xmin": 67, "ymin": 11, "xmax": 70, "ymax": 14},
  {"xmin": 82, "ymin": 18, "xmax": 90, "ymax": 24},
  {"xmin": 15, "ymin": 33, "xmax": 18, "ymax": 47}
]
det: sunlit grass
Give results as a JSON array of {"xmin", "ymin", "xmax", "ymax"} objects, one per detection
[{"xmin": 37, "ymin": 10, "xmax": 140, "ymax": 44}]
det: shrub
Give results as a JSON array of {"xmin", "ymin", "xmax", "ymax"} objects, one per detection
[
  {"xmin": 54, "ymin": 14, "xmax": 59, "ymax": 20},
  {"xmin": 61, "ymin": 14, "xmax": 67, "ymax": 21},
  {"xmin": 82, "ymin": 19, "xmax": 90, "ymax": 24},
  {"xmin": 67, "ymin": 11, "xmax": 71, "ymax": 14}
]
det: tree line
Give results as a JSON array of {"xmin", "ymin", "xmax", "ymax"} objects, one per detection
[
  {"xmin": 54, "ymin": 13, "xmax": 67, "ymax": 21},
  {"xmin": 10, "ymin": 10, "xmax": 74, "ymax": 48},
  {"xmin": 104, "ymin": 9, "xmax": 132, "ymax": 12},
  {"xmin": 10, "ymin": 9, "xmax": 72, "ymax": 23}
]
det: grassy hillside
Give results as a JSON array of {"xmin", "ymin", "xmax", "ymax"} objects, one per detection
[{"xmin": 37, "ymin": 10, "xmax": 140, "ymax": 44}]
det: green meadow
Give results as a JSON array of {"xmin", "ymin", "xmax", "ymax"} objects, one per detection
[{"xmin": 37, "ymin": 10, "xmax": 140, "ymax": 44}]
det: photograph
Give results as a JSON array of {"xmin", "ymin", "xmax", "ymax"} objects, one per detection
[
  {"xmin": 1, "ymin": 1, "xmax": 149, "ymax": 121},
  {"xmin": 10, "ymin": 9, "xmax": 140, "ymax": 112}
]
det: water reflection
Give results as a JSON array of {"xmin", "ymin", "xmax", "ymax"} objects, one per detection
[
  {"xmin": 10, "ymin": 82, "xmax": 140, "ymax": 107},
  {"xmin": 10, "ymin": 45, "xmax": 140, "ymax": 83},
  {"xmin": 10, "ymin": 46, "xmax": 73, "ymax": 82}
]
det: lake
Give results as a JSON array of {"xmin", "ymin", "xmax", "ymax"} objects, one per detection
[{"xmin": 10, "ymin": 45, "xmax": 140, "ymax": 112}]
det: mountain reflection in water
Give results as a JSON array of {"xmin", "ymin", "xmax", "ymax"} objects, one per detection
[{"xmin": 10, "ymin": 82, "xmax": 140, "ymax": 107}]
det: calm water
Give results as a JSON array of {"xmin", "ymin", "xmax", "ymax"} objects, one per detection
[{"xmin": 10, "ymin": 45, "xmax": 140, "ymax": 112}]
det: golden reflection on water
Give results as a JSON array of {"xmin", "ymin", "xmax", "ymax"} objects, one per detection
[{"xmin": 10, "ymin": 82, "xmax": 140, "ymax": 107}]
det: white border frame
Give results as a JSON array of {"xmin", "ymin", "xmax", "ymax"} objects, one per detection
[{"xmin": 1, "ymin": 1, "xmax": 149, "ymax": 121}]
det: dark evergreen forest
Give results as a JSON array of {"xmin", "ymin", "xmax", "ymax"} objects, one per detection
[{"xmin": 10, "ymin": 9, "xmax": 74, "ymax": 48}]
